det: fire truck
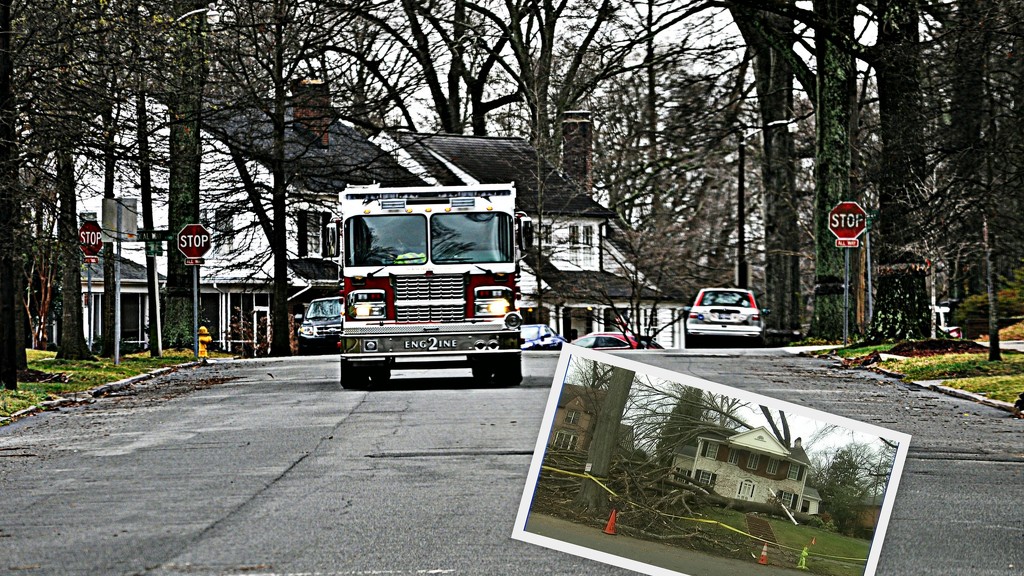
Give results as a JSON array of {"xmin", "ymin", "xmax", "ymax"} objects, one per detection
[{"xmin": 331, "ymin": 183, "xmax": 530, "ymax": 390}]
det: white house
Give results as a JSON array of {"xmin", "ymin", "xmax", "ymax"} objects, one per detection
[
  {"xmin": 76, "ymin": 83, "xmax": 687, "ymax": 352},
  {"xmin": 672, "ymin": 427, "xmax": 820, "ymax": 516}
]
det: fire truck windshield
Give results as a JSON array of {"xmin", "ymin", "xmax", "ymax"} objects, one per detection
[
  {"xmin": 431, "ymin": 212, "xmax": 513, "ymax": 264},
  {"xmin": 345, "ymin": 212, "xmax": 513, "ymax": 266},
  {"xmin": 346, "ymin": 215, "xmax": 428, "ymax": 266}
]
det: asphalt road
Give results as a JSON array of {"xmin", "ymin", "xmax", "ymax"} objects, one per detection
[{"xmin": 1, "ymin": 348, "xmax": 1022, "ymax": 576}]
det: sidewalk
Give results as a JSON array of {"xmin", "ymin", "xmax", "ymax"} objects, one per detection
[{"xmin": 523, "ymin": 513, "xmax": 814, "ymax": 576}]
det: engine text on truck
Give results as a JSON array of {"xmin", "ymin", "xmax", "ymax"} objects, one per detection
[{"xmin": 333, "ymin": 183, "xmax": 530, "ymax": 390}]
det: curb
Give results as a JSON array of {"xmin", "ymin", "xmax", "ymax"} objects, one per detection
[
  {"xmin": 836, "ymin": 357, "xmax": 1018, "ymax": 416},
  {"xmin": 909, "ymin": 379, "xmax": 1017, "ymax": 414},
  {"xmin": 0, "ymin": 360, "xmax": 203, "ymax": 426}
]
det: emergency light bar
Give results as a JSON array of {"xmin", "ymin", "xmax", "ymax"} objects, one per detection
[{"xmin": 345, "ymin": 188, "xmax": 512, "ymax": 203}]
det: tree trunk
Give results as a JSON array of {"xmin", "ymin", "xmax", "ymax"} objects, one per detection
[
  {"xmin": 983, "ymin": 216, "xmax": 1000, "ymax": 361},
  {"xmin": 137, "ymin": 88, "xmax": 162, "ymax": 357},
  {"xmin": 164, "ymin": 1, "xmax": 206, "ymax": 351},
  {"xmin": 869, "ymin": 0, "xmax": 930, "ymax": 342},
  {"xmin": 55, "ymin": 149, "xmax": 93, "ymax": 360},
  {"xmin": 738, "ymin": 7, "xmax": 802, "ymax": 342},
  {"xmin": 574, "ymin": 366, "xmax": 635, "ymax": 514},
  {"xmin": 0, "ymin": 0, "xmax": 16, "ymax": 389},
  {"xmin": 809, "ymin": 0, "xmax": 854, "ymax": 341}
]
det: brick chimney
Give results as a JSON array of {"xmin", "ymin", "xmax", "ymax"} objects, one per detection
[
  {"xmin": 291, "ymin": 79, "xmax": 331, "ymax": 147},
  {"xmin": 562, "ymin": 111, "xmax": 593, "ymax": 195}
]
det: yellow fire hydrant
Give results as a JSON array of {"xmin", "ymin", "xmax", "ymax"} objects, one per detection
[{"xmin": 198, "ymin": 326, "xmax": 213, "ymax": 359}]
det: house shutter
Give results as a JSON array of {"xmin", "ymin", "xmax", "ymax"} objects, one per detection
[{"xmin": 297, "ymin": 209, "xmax": 308, "ymax": 257}]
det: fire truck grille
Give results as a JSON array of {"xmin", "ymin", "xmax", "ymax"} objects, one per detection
[
  {"xmin": 394, "ymin": 274, "xmax": 465, "ymax": 300},
  {"xmin": 396, "ymin": 305, "xmax": 465, "ymax": 323}
]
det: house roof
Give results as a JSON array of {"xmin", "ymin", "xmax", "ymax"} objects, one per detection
[
  {"xmin": 803, "ymin": 487, "xmax": 822, "ymax": 501},
  {"xmin": 532, "ymin": 268, "xmax": 662, "ymax": 304},
  {"xmin": 557, "ymin": 383, "xmax": 607, "ymax": 414},
  {"xmin": 727, "ymin": 426, "xmax": 791, "ymax": 458},
  {"xmin": 81, "ymin": 254, "xmax": 158, "ymax": 283},
  {"xmin": 288, "ymin": 258, "xmax": 339, "ymax": 285},
  {"xmin": 203, "ymin": 106, "xmax": 426, "ymax": 194},
  {"xmin": 387, "ymin": 131, "xmax": 616, "ymax": 218}
]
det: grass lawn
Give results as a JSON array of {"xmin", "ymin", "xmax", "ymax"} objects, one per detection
[
  {"xmin": 0, "ymin": 349, "xmax": 216, "ymax": 420},
  {"xmin": 700, "ymin": 508, "xmax": 869, "ymax": 576},
  {"xmin": 878, "ymin": 352, "xmax": 1024, "ymax": 403}
]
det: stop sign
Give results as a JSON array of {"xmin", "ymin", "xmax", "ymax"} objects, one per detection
[
  {"xmin": 177, "ymin": 223, "xmax": 212, "ymax": 259},
  {"xmin": 828, "ymin": 201, "xmax": 868, "ymax": 240},
  {"xmin": 79, "ymin": 221, "xmax": 103, "ymax": 256}
]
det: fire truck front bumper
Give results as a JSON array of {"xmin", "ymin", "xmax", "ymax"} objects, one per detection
[{"xmin": 339, "ymin": 327, "xmax": 521, "ymax": 360}]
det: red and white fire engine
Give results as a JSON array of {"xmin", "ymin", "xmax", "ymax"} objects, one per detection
[{"xmin": 332, "ymin": 183, "xmax": 530, "ymax": 389}]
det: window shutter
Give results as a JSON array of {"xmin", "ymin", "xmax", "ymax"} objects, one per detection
[{"xmin": 297, "ymin": 209, "xmax": 308, "ymax": 257}]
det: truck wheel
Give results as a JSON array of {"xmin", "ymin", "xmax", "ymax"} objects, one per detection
[
  {"xmin": 495, "ymin": 356, "xmax": 522, "ymax": 387},
  {"xmin": 340, "ymin": 360, "xmax": 370, "ymax": 390}
]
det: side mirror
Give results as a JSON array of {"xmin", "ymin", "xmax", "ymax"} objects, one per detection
[
  {"xmin": 294, "ymin": 313, "xmax": 303, "ymax": 322},
  {"xmin": 324, "ymin": 220, "xmax": 341, "ymax": 258}
]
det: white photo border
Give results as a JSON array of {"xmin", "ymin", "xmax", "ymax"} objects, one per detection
[{"xmin": 511, "ymin": 344, "xmax": 912, "ymax": 576}]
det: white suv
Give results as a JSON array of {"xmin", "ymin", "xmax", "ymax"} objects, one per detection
[{"xmin": 684, "ymin": 288, "xmax": 766, "ymax": 347}]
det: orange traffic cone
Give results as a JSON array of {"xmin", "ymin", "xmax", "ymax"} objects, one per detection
[
  {"xmin": 758, "ymin": 543, "xmax": 769, "ymax": 565},
  {"xmin": 603, "ymin": 508, "xmax": 618, "ymax": 535}
]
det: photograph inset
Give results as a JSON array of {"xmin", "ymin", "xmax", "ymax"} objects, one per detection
[{"xmin": 513, "ymin": 346, "xmax": 910, "ymax": 576}]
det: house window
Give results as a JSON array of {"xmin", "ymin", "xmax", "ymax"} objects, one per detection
[
  {"xmin": 581, "ymin": 225, "xmax": 593, "ymax": 246},
  {"xmin": 540, "ymin": 224, "xmax": 552, "ymax": 244},
  {"xmin": 766, "ymin": 458, "xmax": 779, "ymax": 475},
  {"xmin": 788, "ymin": 463, "xmax": 804, "ymax": 481},
  {"xmin": 695, "ymin": 469, "xmax": 717, "ymax": 487},
  {"xmin": 746, "ymin": 453, "xmax": 760, "ymax": 471},
  {"xmin": 728, "ymin": 449, "xmax": 740, "ymax": 465},
  {"xmin": 298, "ymin": 209, "xmax": 329, "ymax": 257},
  {"xmin": 569, "ymin": 224, "xmax": 580, "ymax": 245},
  {"xmin": 564, "ymin": 410, "xmax": 580, "ymax": 425},
  {"xmin": 779, "ymin": 490, "xmax": 797, "ymax": 509},
  {"xmin": 737, "ymin": 479, "xmax": 756, "ymax": 500},
  {"xmin": 701, "ymin": 441, "xmax": 719, "ymax": 460},
  {"xmin": 552, "ymin": 430, "xmax": 578, "ymax": 451}
]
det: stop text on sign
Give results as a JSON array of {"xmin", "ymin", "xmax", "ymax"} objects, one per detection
[
  {"xmin": 179, "ymin": 234, "xmax": 209, "ymax": 249},
  {"xmin": 80, "ymin": 229, "xmax": 102, "ymax": 246},
  {"xmin": 829, "ymin": 213, "xmax": 865, "ymax": 229}
]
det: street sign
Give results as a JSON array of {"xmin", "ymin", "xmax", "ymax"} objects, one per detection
[
  {"xmin": 828, "ymin": 201, "xmax": 868, "ymax": 241},
  {"xmin": 84, "ymin": 256, "xmax": 99, "ymax": 264},
  {"xmin": 79, "ymin": 221, "xmax": 103, "ymax": 256},
  {"xmin": 139, "ymin": 228, "xmax": 172, "ymax": 242},
  {"xmin": 835, "ymin": 238, "xmax": 860, "ymax": 248},
  {"xmin": 177, "ymin": 223, "xmax": 212, "ymax": 260},
  {"xmin": 185, "ymin": 257, "xmax": 205, "ymax": 266}
]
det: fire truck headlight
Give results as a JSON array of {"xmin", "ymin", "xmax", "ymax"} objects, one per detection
[
  {"xmin": 474, "ymin": 287, "xmax": 513, "ymax": 317},
  {"xmin": 504, "ymin": 312, "xmax": 523, "ymax": 330},
  {"xmin": 348, "ymin": 290, "xmax": 386, "ymax": 319},
  {"xmin": 475, "ymin": 298, "xmax": 510, "ymax": 317},
  {"xmin": 353, "ymin": 302, "xmax": 386, "ymax": 319}
]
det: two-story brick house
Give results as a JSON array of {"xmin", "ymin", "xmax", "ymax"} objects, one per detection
[
  {"xmin": 548, "ymin": 383, "xmax": 635, "ymax": 454},
  {"xmin": 672, "ymin": 427, "xmax": 820, "ymax": 515}
]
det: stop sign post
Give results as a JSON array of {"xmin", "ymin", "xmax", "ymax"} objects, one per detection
[
  {"xmin": 829, "ymin": 201, "xmax": 868, "ymax": 248},
  {"xmin": 829, "ymin": 201, "xmax": 869, "ymax": 347},
  {"xmin": 178, "ymin": 223, "xmax": 212, "ymax": 360}
]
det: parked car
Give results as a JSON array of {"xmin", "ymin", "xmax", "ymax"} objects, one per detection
[
  {"xmin": 521, "ymin": 324, "xmax": 568, "ymax": 350},
  {"xmin": 684, "ymin": 288, "xmax": 766, "ymax": 347},
  {"xmin": 296, "ymin": 296, "xmax": 343, "ymax": 355},
  {"xmin": 572, "ymin": 331, "xmax": 641, "ymax": 350}
]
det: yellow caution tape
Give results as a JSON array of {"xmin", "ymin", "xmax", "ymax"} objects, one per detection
[{"xmin": 539, "ymin": 465, "xmax": 868, "ymax": 563}]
